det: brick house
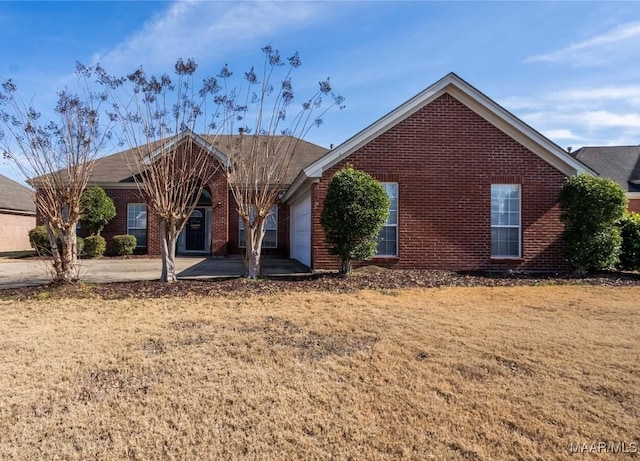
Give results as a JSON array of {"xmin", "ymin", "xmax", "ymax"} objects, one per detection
[
  {"xmin": 81, "ymin": 73, "xmax": 596, "ymax": 270},
  {"xmin": 0, "ymin": 174, "xmax": 36, "ymax": 252},
  {"xmin": 283, "ymin": 73, "xmax": 593, "ymax": 271},
  {"xmin": 86, "ymin": 131, "xmax": 328, "ymax": 258}
]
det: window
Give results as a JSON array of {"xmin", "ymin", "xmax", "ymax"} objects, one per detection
[
  {"xmin": 376, "ymin": 183, "xmax": 398, "ymax": 256},
  {"xmin": 127, "ymin": 203, "xmax": 147, "ymax": 248},
  {"xmin": 239, "ymin": 206, "xmax": 278, "ymax": 249},
  {"xmin": 491, "ymin": 184, "xmax": 520, "ymax": 258}
]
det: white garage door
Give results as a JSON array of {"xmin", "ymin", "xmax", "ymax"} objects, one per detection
[{"xmin": 290, "ymin": 194, "xmax": 311, "ymax": 267}]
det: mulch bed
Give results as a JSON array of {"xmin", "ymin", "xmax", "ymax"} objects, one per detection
[{"xmin": 2, "ymin": 268, "xmax": 640, "ymax": 300}]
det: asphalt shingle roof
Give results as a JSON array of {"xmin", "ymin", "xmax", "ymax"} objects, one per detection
[
  {"xmin": 572, "ymin": 146, "xmax": 640, "ymax": 192},
  {"xmin": 0, "ymin": 174, "xmax": 36, "ymax": 214},
  {"xmin": 86, "ymin": 135, "xmax": 329, "ymax": 186}
]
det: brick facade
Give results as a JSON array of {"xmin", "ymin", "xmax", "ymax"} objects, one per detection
[
  {"xmin": 97, "ymin": 169, "xmax": 291, "ymax": 257},
  {"xmin": 0, "ymin": 212, "xmax": 35, "ymax": 251},
  {"xmin": 628, "ymin": 199, "xmax": 640, "ymax": 213},
  {"xmin": 310, "ymin": 93, "xmax": 571, "ymax": 271},
  {"xmin": 227, "ymin": 192, "xmax": 290, "ymax": 257}
]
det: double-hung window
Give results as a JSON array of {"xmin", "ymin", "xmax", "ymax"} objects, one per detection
[
  {"xmin": 239, "ymin": 206, "xmax": 278, "ymax": 249},
  {"xmin": 376, "ymin": 183, "xmax": 398, "ymax": 256},
  {"xmin": 127, "ymin": 203, "xmax": 148, "ymax": 248},
  {"xmin": 491, "ymin": 184, "xmax": 521, "ymax": 258}
]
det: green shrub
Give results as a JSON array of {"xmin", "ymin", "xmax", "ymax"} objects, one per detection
[
  {"xmin": 83, "ymin": 235, "xmax": 106, "ymax": 258},
  {"xmin": 320, "ymin": 166, "xmax": 390, "ymax": 274},
  {"xmin": 559, "ymin": 174, "xmax": 627, "ymax": 272},
  {"xmin": 29, "ymin": 226, "xmax": 85, "ymax": 256},
  {"xmin": 29, "ymin": 226, "xmax": 51, "ymax": 254},
  {"xmin": 619, "ymin": 211, "xmax": 640, "ymax": 271},
  {"xmin": 80, "ymin": 186, "xmax": 116, "ymax": 236},
  {"xmin": 113, "ymin": 234, "xmax": 137, "ymax": 256}
]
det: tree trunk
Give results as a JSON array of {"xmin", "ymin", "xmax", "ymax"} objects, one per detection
[
  {"xmin": 340, "ymin": 258, "xmax": 352, "ymax": 275},
  {"xmin": 47, "ymin": 224, "xmax": 79, "ymax": 283},
  {"xmin": 244, "ymin": 218, "xmax": 265, "ymax": 280},
  {"xmin": 160, "ymin": 221, "xmax": 178, "ymax": 283}
]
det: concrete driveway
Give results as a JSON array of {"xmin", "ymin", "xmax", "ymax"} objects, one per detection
[{"xmin": 0, "ymin": 256, "xmax": 310, "ymax": 289}]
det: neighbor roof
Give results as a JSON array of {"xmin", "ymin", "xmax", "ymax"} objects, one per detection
[
  {"xmin": 572, "ymin": 146, "xmax": 640, "ymax": 193},
  {"xmin": 283, "ymin": 72, "xmax": 595, "ymax": 202},
  {"xmin": 86, "ymin": 134, "xmax": 328, "ymax": 187},
  {"xmin": 0, "ymin": 174, "xmax": 36, "ymax": 214}
]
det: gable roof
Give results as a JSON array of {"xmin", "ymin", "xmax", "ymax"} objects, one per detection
[
  {"xmin": 0, "ymin": 174, "xmax": 36, "ymax": 215},
  {"xmin": 283, "ymin": 72, "xmax": 595, "ymax": 202},
  {"xmin": 572, "ymin": 146, "xmax": 640, "ymax": 193},
  {"xmin": 86, "ymin": 133, "xmax": 328, "ymax": 187}
]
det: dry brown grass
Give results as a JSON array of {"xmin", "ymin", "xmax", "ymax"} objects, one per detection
[{"xmin": 0, "ymin": 286, "xmax": 638, "ymax": 460}]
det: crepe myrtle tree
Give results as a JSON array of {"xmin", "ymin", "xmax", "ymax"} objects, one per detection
[
  {"xmin": 0, "ymin": 67, "xmax": 113, "ymax": 283},
  {"xmin": 321, "ymin": 166, "xmax": 390, "ymax": 275},
  {"xmin": 213, "ymin": 45, "xmax": 344, "ymax": 279},
  {"xmin": 95, "ymin": 59, "xmax": 222, "ymax": 282}
]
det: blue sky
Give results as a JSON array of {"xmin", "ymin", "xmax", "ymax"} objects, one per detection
[{"xmin": 1, "ymin": 1, "xmax": 640, "ymax": 183}]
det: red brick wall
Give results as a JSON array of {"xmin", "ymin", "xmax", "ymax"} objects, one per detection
[
  {"xmin": 100, "ymin": 188, "xmax": 148, "ymax": 255},
  {"xmin": 311, "ymin": 93, "xmax": 571, "ymax": 271},
  {"xmin": 227, "ymin": 193, "xmax": 290, "ymax": 257},
  {"xmin": 101, "ymin": 177, "xmax": 229, "ymax": 257},
  {"xmin": 628, "ymin": 199, "xmax": 640, "ymax": 213}
]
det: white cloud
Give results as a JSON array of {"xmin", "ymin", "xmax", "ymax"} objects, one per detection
[
  {"xmin": 526, "ymin": 22, "xmax": 640, "ymax": 66},
  {"xmin": 542, "ymin": 129, "xmax": 580, "ymax": 141},
  {"xmin": 92, "ymin": 1, "xmax": 325, "ymax": 74}
]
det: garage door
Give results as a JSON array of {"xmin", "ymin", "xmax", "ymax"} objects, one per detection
[{"xmin": 290, "ymin": 194, "xmax": 311, "ymax": 267}]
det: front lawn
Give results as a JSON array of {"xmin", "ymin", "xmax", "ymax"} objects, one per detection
[{"xmin": 0, "ymin": 286, "xmax": 638, "ymax": 460}]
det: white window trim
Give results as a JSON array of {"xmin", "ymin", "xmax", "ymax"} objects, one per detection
[
  {"xmin": 127, "ymin": 203, "xmax": 148, "ymax": 248},
  {"xmin": 376, "ymin": 182, "xmax": 398, "ymax": 257},
  {"xmin": 491, "ymin": 184, "xmax": 521, "ymax": 259},
  {"xmin": 239, "ymin": 206, "xmax": 278, "ymax": 249}
]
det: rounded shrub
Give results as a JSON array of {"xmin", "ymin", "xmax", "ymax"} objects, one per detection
[
  {"xmin": 320, "ymin": 166, "xmax": 390, "ymax": 274},
  {"xmin": 113, "ymin": 234, "xmax": 137, "ymax": 256},
  {"xmin": 83, "ymin": 235, "xmax": 106, "ymax": 258},
  {"xmin": 559, "ymin": 174, "xmax": 627, "ymax": 272},
  {"xmin": 80, "ymin": 186, "xmax": 116, "ymax": 236},
  {"xmin": 29, "ymin": 226, "xmax": 51, "ymax": 255},
  {"xmin": 76, "ymin": 236, "xmax": 84, "ymax": 255},
  {"xmin": 619, "ymin": 211, "xmax": 640, "ymax": 271}
]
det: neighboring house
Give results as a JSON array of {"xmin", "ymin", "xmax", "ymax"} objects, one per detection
[
  {"xmin": 0, "ymin": 174, "xmax": 36, "ymax": 252},
  {"xmin": 45, "ymin": 72, "xmax": 598, "ymax": 271},
  {"xmin": 571, "ymin": 146, "xmax": 640, "ymax": 213}
]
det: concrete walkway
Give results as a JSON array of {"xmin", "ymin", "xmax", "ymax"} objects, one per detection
[{"xmin": 0, "ymin": 256, "xmax": 310, "ymax": 289}]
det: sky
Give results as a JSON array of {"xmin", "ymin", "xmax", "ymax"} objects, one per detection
[{"xmin": 1, "ymin": 1, "xmax": 640, "ymax": 184}]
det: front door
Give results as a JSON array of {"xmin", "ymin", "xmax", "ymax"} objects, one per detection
[{"xmin": 185, "ymin": 208, "xmax": 206, "ymax": 251}]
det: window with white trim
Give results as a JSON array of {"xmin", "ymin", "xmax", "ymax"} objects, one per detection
[
  {"xmin": 376, "ymin": 183, "xmax": 398, "ymax": 256},
  {"xmin": 491, "ymin": 184, "xmax": 520, "ymax": 258},
  {"xmin": 127, "ymin": 203, "xmax": 147, "ymax": 248},
  {"xmin": 239, "ymin": 206, "xmax": 278, "ymax": 249}
]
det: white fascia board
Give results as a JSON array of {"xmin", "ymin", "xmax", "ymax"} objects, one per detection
[
  {"xmin": 145, "ymin": 130, "xmax": 229, "ymax": 167},
  {"xmin": 445, "ymin": 82, "xmax": 596, "ymax": 177},
  {"xmin": 301, "ymin": 72, "xmax": 595, "ymax": 181},
  {"xmin": 303, "ymin": 76, "xmax": 453, "ymax": 179},
  {"xmin": 627, "ymin": 192, "xmax": 640, "ymax": 199},
  {"xmin": 87, "ymin": 182, "xmax": 140, "ymax": 189}
]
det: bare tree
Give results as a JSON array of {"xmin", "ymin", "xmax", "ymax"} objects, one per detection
[
  {"xmin": 0, "ymin": 69, "xmax": 113, "ymax": 283},
  {"xmin": 215, "ymin": 46, "xmax": 344, "ymax": 279},
  {"xmin": 96, "ymin": 59, "xmax": 222, "ymax": 282}
]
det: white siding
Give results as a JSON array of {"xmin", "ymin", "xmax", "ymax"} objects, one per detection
[{"xmin": 290, "ymin": 194, "xmax": 311, "ymax": 267}]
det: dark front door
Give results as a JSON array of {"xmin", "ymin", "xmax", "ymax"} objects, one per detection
[{"xmin": 185, "ymin": 208, "xmax": 206, "ymax": 251}]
